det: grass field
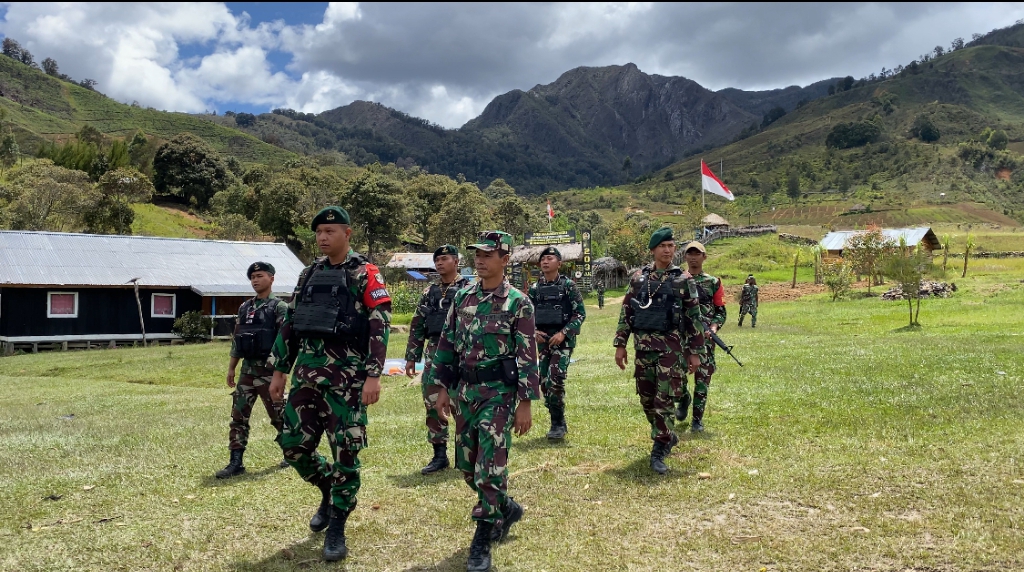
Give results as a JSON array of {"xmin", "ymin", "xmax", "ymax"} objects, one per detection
[
  {"xmin": 2, "ymin": 258, "xmax": 1024, "ymax": 571},
  {"xmin": 131, "ymin": 204, "xmax": 213, "ymax": 239}
]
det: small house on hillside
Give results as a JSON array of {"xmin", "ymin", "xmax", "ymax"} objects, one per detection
[
  {"xmin": 819, "ymin": 227, "xmax": 941, "ymax": 258},
  {"xmin": 385, "ymin": 252, "xmax": 451, "ymax": 281},
  {"xmin": 0, "ymin": 231, "xmax": 305, "ymax": 354},
  {"xmin": 702, "ymin": 213, "xmax": 731, "ymax": 231}
]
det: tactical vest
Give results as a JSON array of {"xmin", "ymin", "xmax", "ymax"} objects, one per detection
[
  {"xmin": 423, "ymin": 282, "xmax": 460, "ymax": 337},
  {"xmin": 629, "ymin": 271, "xmax": 683, "ymax": 333},
  {"xmin": 234, "ymin": 299, "xmax": 279, "ymax": 360},
  {"xmin": 292, "ymin": 265, "xmax": 369, "ymax": 344},
  {"xmin": 533, "ymin": 281, "xmax": 572, "ymax": 329}
]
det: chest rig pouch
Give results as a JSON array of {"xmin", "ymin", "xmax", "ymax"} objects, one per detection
[
  {"xmin": 234, "ymin": 301, "xmax": 278, "ymax": 360},
  {"xmin": 423, "ymin": 284, "xmax": 458, "ymax": 337},
  {"xmin": 292, "ymin": 267, "xmax": 368, "ymax": 344},
  {"xmin": 630, "ymin": 274, "xmax": 679, "ymax": 332},
  {"xmin": 534, "ymin": 283, "xmax": 571, "ymax": 328}
]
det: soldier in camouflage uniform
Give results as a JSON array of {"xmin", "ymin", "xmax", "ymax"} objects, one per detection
[
  {"xmin": 528, "ymin": 246, "xmax": 586, "ymax": 440},
  {"xmin": 216, "ymin": 262, "xmax": 290, "ymax": 479},
  {"xmin": 267, "ymin": 206, "xmax": 391, "ymax": 562},
  {"xmin": 676, "ymin": 241, "xmax": 727, "ymax": 433},
  {"xmin": 431, "ymin": 230, "xmax": 540, "ymax": 572},
  {"xmin": 614, "ymin": 227, "xmax": 706, "ymax": 475},
  {"xmin": 405, "ymin": 244, "xmax": 470, "ymax": 474},
  {"xmin": 738, "ymin": 274, "xmax": 758, "ymax": 327},
  {"xmin": 596, "ymin": 280, "xmax": 605, "ymax": 309}
]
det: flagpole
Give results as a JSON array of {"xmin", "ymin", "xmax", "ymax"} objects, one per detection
[{"xmin": 701, "ymin": 157, "xmax": 705, "ymax": 211}]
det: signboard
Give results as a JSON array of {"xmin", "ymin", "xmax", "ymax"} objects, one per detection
[
  {"xmin": 524, "ymin": 230, "xmax": 576, "ymax": 245},
  {"xmin": 579, "ymin": 230, "xmax": 593, "ymax": 291}
]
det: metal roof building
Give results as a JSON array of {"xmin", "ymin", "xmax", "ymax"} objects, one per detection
[{"xmin": 819, "ymin": 227, "xmax": 940, "ymax": 255}]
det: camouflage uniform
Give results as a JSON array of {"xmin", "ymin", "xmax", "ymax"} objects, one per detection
[
  {"xmin": 528, "ymin": 275, "xmax": 586, "ymax": 412},
  {"xmin": 614, "ymin": 264, "xmax": 705, "ymax": 445},
  {"xmin": 267, "ymin": 250, "xmax": 391, "ymax": 513},
  {"xmin": 739, "ymin": 283, "xmax": 759, "ymax": 327},
  {"xmin": 596, "ymin": 281, "xmax": 605, "ymax": 309},
  {"xmin": 405, "ymin": 276, "xmax": 471, "ymax": 445},
  {"xmin": 430, "ymin": 276, "xmax": 540, "ymax": 526},
  {"xmin": 680, "ymin": 272, "xmax": 727, "ymax": 426},
  {"xmin": 228, "ymin": 295, "xmax": 289, "ymax": 450}
]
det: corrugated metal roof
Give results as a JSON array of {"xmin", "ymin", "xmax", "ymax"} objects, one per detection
[
  {"xmin": 386, "ymin": 253, "xmax": 441, "ymax": 269},
  {"xmin": 820, "ymin": 227, "xmax": 938, "ymax": 251},
  {"xmin": 0, "ymin": 231, "xmax": 306, "ymax": 296}
]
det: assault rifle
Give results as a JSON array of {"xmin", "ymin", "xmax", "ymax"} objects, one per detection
[{"xmin": 702, "ymin": 322, "xmax": 744, "ymax": 367}]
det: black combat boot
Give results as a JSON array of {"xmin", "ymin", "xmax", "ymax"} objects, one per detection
[
  {"xmin": 674, "ymin": 393, "xmax": 691, "ymax": 422},
  {"xmin": 279, "ymin": 458, "xmax": 290, "ymax": 469},
  {"xmin": 215, "ymin": 449, "xmax": 245, "ymax": 479},
  {"xmin": 491, "ymin": 497, "xmax": 523, "ymax": 542},
  {"xmin": 691, "ymin": 394, "xmax": 707, "ymax": 433},
  {"xmin": 650, "ymin": 441, "xmax": 670, "ymax": 475},
  {"xmin": 546, "ymin": 404, "xmax": 567, "ymax": 440},
  {"xmin": 467, "ymin": 521, "xmax": 494, "ymax": 572},
  {"xmin": 667, "ymin": 432, "xmax": 679, "ymax": 453},
  {"xmin": 421, "ymin": 442, "xmax": 450, "ymax": 475},
  {"xmin": 322, "ymin": 507, "xmax": 350, "ymax": 562},
  {"xmin": 309, "ymin": 479, "xmax": 332, "ymax": 532},
  {"xmin": 738, "ymin": 317, "xmax": 744, "ymax": 327}
]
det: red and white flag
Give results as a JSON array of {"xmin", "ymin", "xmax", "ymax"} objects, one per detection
[
  {"xmin": 547, "ymin": 200, "xmax": 554, "ymax": 219},
  {"xmin": 701, "ymin": 160, "xmax": 735, "ymax": 201}
]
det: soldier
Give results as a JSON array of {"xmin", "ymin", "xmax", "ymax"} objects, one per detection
[
  {"xmin": 613, "ymin": 227, "xmax": 705, "ymax": 475},
  {"xmin": 596, "ymin": 279, "xmax": 606, "ymax": 309},
  {"xmin": 405, "ymin": 244, "xmax": 470, "ymax": 474},
  {"xmin": 216, "ymin": 262, "xmax": 290, "ymax": 479},
  {"xmin": 676, "ymin": 241, "xmax": 727, "ymax": 433},
  {"xmin": 267, "ymin": 206, "xmax": 391, "ymax": 562},
  {"xmin": 738, "ymin": 274, "xmax": 759, "ymax": 327},
  {"xmin": 430, "ymin": 230, "xmax": 539, "ymax": 572},
  {"xmin": 528, "ymin": 246, "xmax": 586, "ymax": 440}
]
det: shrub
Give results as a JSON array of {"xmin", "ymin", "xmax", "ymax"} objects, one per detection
[
  {"xmin": 387, "ymin": 281, "xmax": 424, "ymax": 315},
  {"xmin": 172, "ymin": 311, "xmax": 214, "ymax": 342},
  {"xmin": 825, "ymin": 122, "xmax": 882, "ymax": 149},
  {"xmin": 823, "ymin": 259, "xmax": 854, "ymax": 301}
]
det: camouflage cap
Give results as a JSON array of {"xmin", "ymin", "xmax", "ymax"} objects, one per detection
[
  {"xmin": 467, "ymin": 230, "xmax": 513, "ymax": 253},
  {"xmin": 683, "ymin": 240, "xmax": 707, "ymax": 254},
  {"xmin": 433, "ymin": 244, "xmax": 459, "ymax": 261},
  {"xmin": 311, "ymin": 206, "xmax": 351, "ymax": 230},
  {"xmin": 539, "ymin": 246, "xmax": 562, "ymax": 260},
  {"xmin": 648, "ymin": 226, "xmax": 674, "ymax": 250},
  {"xmin": 247, "ymin": 261, "xmax": 276, "ymax": 277}
]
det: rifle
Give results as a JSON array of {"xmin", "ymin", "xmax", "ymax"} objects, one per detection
[{"xmin": 702, "ymin": 321, "xmax": 744, "ymax": 367}]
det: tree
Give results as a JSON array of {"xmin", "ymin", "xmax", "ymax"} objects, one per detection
[
  {"xmin": 344, "ymin": 169, "xmax": 408, "ymax": 262},
  {"xmin": 41, "ymin": 57, "xmax": 59, "ymax": 76},
  {"xmin": 883, "ymin": 238, "xmax": 927, "ymax": 326},
  {"xmin": 844, "ymin": 227, "xmax": 892, "ymax": 293},
  {"xmin": 986, "ymin": 129, "xmax": 1009, "ymax": 150},
  {"xmin": 951, "ymin": 37, "xmax": 965, "ymax": 51},
  {"xmin": 78, "ymin": 125, "xmax": 103, "ymax": 146},
  {"xmin": 961, "ymin": 234, "xmax": 975, "ymax": 278},
  {"xmin": 2, "ymin": 160, "xmax": 97, "ymax": 231},
  {"xmin": 492, "ymin": 195, "xmax": 531, "ymax": 240},
  {"xmin": 212, "ymin": 213, "xmax": 261, "ymax": 241},
  {"xmin": 822, "ymin": 259, "xmax": 854, "ymax": 301},
  {"xmin": 484, "ymin": 178, "xmax": 516, "ymax": 200},
  {"xmin": 841, "ymin": 76, "xmax": 854, "ymax": 91},
  {"xmin": 910, "ymin": 114, "xmax": 940, "ymax": 142},
  {"xmin": 83, "ymin": 168, "xmax": 155, "ymax": 234},
  {"xmin": 427, "ymin": 182, "xmax": 491, "ymax": 253},
  {"xmin": 941, "ymin": 233, "xmax": 953, "ymax": 273},
  {"xmin": 825, "ymin": 122, "xmax": 881, "ymax": 149},
  {"xmin": 607, "ymin": 212, "xmax": 658, "ymax": 268},
  {"xmin": 761, "ymin": 106, "xmax": 786, "ymax": 129},
  {"xmin": 0, "ymin": 132, "xmax": 19, "ymax": 176},
  {"xmin": 2, "ymin": 38, "xmax": 22, "ymax": 60},
  {"xmin": 406, "ymin": 173, "xmax": 457, "ymax": 246},
  {"xmin": 210, "ymin": 183, "xmax": 260, "ymax": 220},
  {"xmin": 786, "ymin": 171, "xmax": 801, "ymax": 202},
  {"xmin": 257, "ymin": 178, "xmax": 303, "ymax": 242},
  {"xmin": 622, "ymin": 156, "xmax": 633, "ymax": 181},
  {"xmin": 234, "ymin": 112, "xmax": 257, "ymax": 127},
  {"xmin": 933, "ymin": 45, "xmax": 945, "ymax": 58},
  {"xmin": 152, "ymin": 133, "xmax": 230, "ymax": 208},
  {"xmin": 827, "ymin": 85, "xmax": 835, "ymax": 96}
]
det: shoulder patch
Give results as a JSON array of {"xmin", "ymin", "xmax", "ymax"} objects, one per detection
[{"xmin": 362, "ymin": 263, "xmax": 391, "ymax": 308}]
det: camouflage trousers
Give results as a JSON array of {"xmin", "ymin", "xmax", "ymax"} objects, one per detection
[
  {"xmin": 680, "ymin": 347, "xmax": 717, "ymax": 422},
  {"xmin": 539, "ymin": 344, "xmax": 573, "ymax": 410},
  {"xmin": 739, "ymin": 304, "xmax": 757, "ymax": 326},
  {"xmin": 454, "ymin": 394, "xmax": 515, "ymax": 525},
  {"xmin": 280, "ymin": 379, "xmax": 368, "ymax": 512},
  {"xmin": 229, "ymin": 374, "xmax": 284, "ymax": 450},
  {"xmin": 597, "ymin": 293, "xmax": 604, "ymax": 309},
  {"xmin": 634, "ymin": 350, "xmax": 683, "ymax": 444}
]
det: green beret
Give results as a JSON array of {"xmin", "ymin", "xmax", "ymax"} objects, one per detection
[
  {"xmin": 433, "ymin": 244, "xmax": 459, "ymax": 260},
  {"xmin": 247, "ymin": 261, "xmax": 276, "ymax": 277},
  {"xmin": 648, "ymin": 227, "xmax": 674, "ymax": 250},
  {"xmin": 539, "ymin": 246, "xmax": 562, "ymax": 259},
  {"xmin": 468, "ymin": 230, "xmax": 513, "ymax": 253},
  {"xmin": 311, "ymin": 206, "xmax": 351, "ymax": 230}
]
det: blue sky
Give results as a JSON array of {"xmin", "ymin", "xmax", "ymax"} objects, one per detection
[{"xmin": 1, "ymin": 3, "xmax": 1023, "ymax": 127}]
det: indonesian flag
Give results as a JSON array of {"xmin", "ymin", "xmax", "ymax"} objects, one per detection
[
  {"xmin": 547, "ymin": 200, "xmax": 554, "ymax": 219},
  {"xmin": 701, "ymin": 160, "xmax": 735, "ymax": 201}
]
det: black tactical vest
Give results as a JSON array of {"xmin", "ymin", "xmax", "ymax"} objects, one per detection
[
  {"xmin": 234, "ymin": 299, "xmax": 279, "ymax": 360},
  {"xmin": 292, "ymin": 264, "xmax": 368, "ymax": 344},
  {"xmin": 423, "ymin": 282, "xmax": 460, "ymax": 337},
  {"xmin": 534, "ymin": 281, "xmax": 571, "ymax": 329},
  {"xmin": 629, "ymin": 271, "xmax": 682, "ymax": 333}
]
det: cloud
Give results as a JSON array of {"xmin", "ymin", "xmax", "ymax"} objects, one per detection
[{"xmin": 2, "ymin": 2, "xmax": 1024, "ymax": 127}]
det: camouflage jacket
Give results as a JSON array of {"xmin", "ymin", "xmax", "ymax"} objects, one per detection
[
  {"xmin": 267, "ymin": 250, "xmax": 392, "ymax": 384},
  {"xmin": 741, "ymin": 284, "xmax": 759, "ymax": 307},
  {"xmin": 430, "ymin": 277, "xmax": 541, "ymax": 403},
  {"xmin": 404, "ymin": 275, "xmax": 471, "ymax": 363},
  {"xmin": 693, "ymin": 272, "xmax": 727, "ymax": 333},
  {"xmin": 527, "ymin": 274, "xmax": 587, "ymax": 348},
  {"xmin": 230, "ymin": 295, "xmax": 288, "ymax": 377},
  {"xmin": 613, "ymin": 264, "xmax": 706, "ymax": 354}
]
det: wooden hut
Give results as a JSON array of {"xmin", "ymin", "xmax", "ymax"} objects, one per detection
[{"xmin": 592, "ymin": 257, "xmax": 628, "ymax": 289}]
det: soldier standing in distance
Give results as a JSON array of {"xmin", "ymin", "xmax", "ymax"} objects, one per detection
[
  {"xmin": 738, "ymin": 274, "xmax": 759, "ymax": 327},
  {"xmin": 405, "ymin": 245, "xmax": 470, "ymax": 474},
  {"xmin": 614, "ymin": 227, "xmax": 705, "ymax": 475},
  {"xmin": 677, "ymin": 241, "xmax": 727, "ymax": 433},
  {"xmin": 216, "ymin": 262, "xmax": 290, "ymax": 479},
  {"xmin": 267, "ymin": 206, "xmax": 391, "ymax": 562},
  {"xmin": 528, "ymin": 246, "xmax": 586, "ymax": 440},
  {"xmin": 431, "ymin": 231, "xmax": 539, "ymax": 572},
  {"xmin": 596, "ymin": 279, "xmax": 606, "ymax": 309}
]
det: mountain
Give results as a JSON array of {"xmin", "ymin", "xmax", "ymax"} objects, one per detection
[{"xmin": 717, "ymin": 78, "xmax": 840, "ymax": 116}]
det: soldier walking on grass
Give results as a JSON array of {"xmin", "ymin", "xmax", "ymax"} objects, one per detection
[
  {"xmin": 596, "ymin": 279, "xmax": 605, "ymax": 309},
  {"xmin": 267, "ymin": 206, "xmax": 391, "ymax": 562},
  {"xmin": 405, "ymin": 245, "xmax": 470, "ymax": 474},
  {"xmin": 216, "ymin": 262, "xmax": 290, "ymax": 479},
  {"xmin": 675, "ymin": 241, "xmax": 727, "ymax": 433},
  {"xmin": 738, "ymin": 274, "xmax": 759, "ymax": 327},
  {"xmin": 430, "ymin": 230, "xmax": 540, "ymax": 572},
  {"xmin": 528, "ymin": 246, "xmax": 586, "ymax": 440},
  {"xmin": 614, "ymin": 227, "xmax": 706, "ymax": 475}
]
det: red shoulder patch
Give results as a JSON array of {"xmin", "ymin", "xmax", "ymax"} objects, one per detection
[
  {"xmin": 712, "ymin": 279, "xmax": 725, "ymax": 306},
  {"xmin": 363, "ymin": 263, "xmax": 391, "ymax": 308}
]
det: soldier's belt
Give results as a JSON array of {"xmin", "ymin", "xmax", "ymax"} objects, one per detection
[{"xmin": 461, "ymin": 366, "xmax": 504, "ymax": 384}]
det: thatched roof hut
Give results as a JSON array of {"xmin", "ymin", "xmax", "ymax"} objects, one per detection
[
  {"xmin": 592, "ymin": 257, "xmax": 628, "ymax": 289},
  {"xmin": 509, "ymin": 243, "xmax": 583, "ymax": 265},
  {"xmin": 702, "ymin": 213, "xmax": 731, "ymax": 229}
]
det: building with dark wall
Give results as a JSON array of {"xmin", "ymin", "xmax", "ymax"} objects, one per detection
[{"xmin": 0, "ymin": 231, "xmax": 305, "ymax": 354}]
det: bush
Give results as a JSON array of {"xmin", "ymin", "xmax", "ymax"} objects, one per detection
[
  {"xmin": 825, "ymin": 122, "xmax": 882, "ymax": 149},
  {"xmin": 387, "ymin": 281, "xmax": 424, "ymax": 315},
  {"xmin": 172, "ymin": 311, "xmax": 214, "ymax": 342},
  {"xmin": 823, "ymin": 259, "xmax": 854, "ymax": 301}
]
